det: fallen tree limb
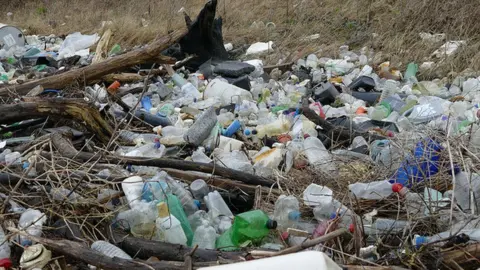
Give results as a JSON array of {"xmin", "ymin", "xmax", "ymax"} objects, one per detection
[
  {"xmin": 114, "ymin": 232, "xmax": 244, "ymax": 262},
  {"xmin": 0, "ymin": 30, "xmax": 186, "ymax": 97},
  {"xmin": 8, "ymin": 227, "xmax": 183, "ymax": 270},
  {"xmin": 0, "ymin": 99, "xmax": 113, "ymax": 143},
  {"xmin": 102, "ymin": 73, "xmax": 144, "ymax": 83}
]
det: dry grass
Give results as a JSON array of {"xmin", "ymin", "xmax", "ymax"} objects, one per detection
[{"xmin": 2, "ymin": 0, "xmax": 480, "ymax": 76}]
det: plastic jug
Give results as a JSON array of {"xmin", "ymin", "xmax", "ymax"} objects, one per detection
[
  {"xmin": 192, "ymin": 221, "xmax": 217, "ymax": 249},
  {"xmin": 155, "ymin": 202, "xmax": 188, "ymax": 245},
  {"xmin": 91, "ymin": 241, "xmax": 132, "ymax": 260},
  {"xmin": 204, "ymin": 191, "xmax": 234, "ymax": 219},
  {"xmin": 273, "ymin": 195, "xmax": 301, "ymax": 230}
]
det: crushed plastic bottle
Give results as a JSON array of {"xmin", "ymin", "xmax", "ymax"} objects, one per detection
[
  {"xmin": 91, "ymin": 241, "xmax": 132, "ymax": 260},
  {"xmin": 18, "ymin": 209, "xmax": 47, "ymax": 246}
]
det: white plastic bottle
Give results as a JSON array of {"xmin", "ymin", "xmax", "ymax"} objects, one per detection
[
  {"xmin": 379, "ymin": 79, "xmax": 399, "ymax": 102},
  {"xmin": 155, "ymin": 202, "xmax": 188, "ymax": 245},
  {"xmin": 18, "ymin": 209, "xmax": 47, "ymax": 246},
  {"xmin": 91, "ymin": 241, "xmax": 132, "ymax": 260},
  {"xmin": 188, "ymin": 210, "xmax": 210, "ymax": 232},
  {"xmin": 204, "ymin": 191, "xmax": 234, "ymax": 219},
  {"xmin": 164, "ymin": 172, "xmax": 198, "ymax": 216},
  {"xmin": 0, "ymin": 226, "xmax": 11, "ymax": 267},
  {"xmin": 121, "ymin": 176, "xmax": 144, "ymax": 208},
  {"xmin": 192, "ymin": 221, "xmax": 216, "ymax": 249},
  {"xmin": 273, "ymin": 195, "xmax": 301, "ymax": 230}
]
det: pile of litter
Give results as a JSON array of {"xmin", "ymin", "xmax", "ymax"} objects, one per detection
[{"xmin": 1, "ymin": 1, "xmax": 480, "ymax": 269}]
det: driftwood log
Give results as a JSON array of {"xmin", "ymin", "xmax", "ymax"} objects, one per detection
[
  {"xmin": 0, "ymin": 30, "xmax": 186, "ymax": 97},
  {"xmin": 0, "ymin": 99, "xmax": 113, "ymax": 143}
]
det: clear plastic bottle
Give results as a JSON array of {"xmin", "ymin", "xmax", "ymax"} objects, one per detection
[
  {"xmin": 414, "ymin": 229, "xmax": 480, "ymax": 247},
  {"xmin": 155, "ymin": 202, "xmax": 188, "ymax": 245},
  {"xmin": 349, "ymin": 180, "xmax": 393, "ymax": 200},
  {"xmin": 164, "ymin": 172, "xmax": 198, "ymax": 216},
  {"xmin": 190, "ymin": 179, "xmax": 209, "ymax": 200},
  {"xmin": 204, "ymin": 191, "xmax": 234, "ymax": 219},
  {"xmin": 365, "ymin": 218, "xmax": 410, "ymax": 236},
  {"xmin": 273, "ymin": 195, "xmax": 301, "ymax": 230},
  {"xmin": 254, "ymin": 116, "xmax": 291, "ymax": 138},
  {"xmin": 18, "ymin": 209, "xmax": 47, "ymax": 246},
  {"xmin": 392, "ymin": 183, "xmax": 425, "ymax": 217},
  {"xmin": 192, "ymin": 221, "xmax": 217, "ymax": 249},
  {"xmin": 0, "ymin": 226, "xmax": 11, "ymax": 267},
  {"xmin": 379, "ymin": 79, "xmax": 399, "ymax": 102},
  {"xmin": 91, "ymin": 241, "xmax": 132, "ymax": 260},
  {"xmin": 141, "ymin": 174, "xmax": 170, "ymax": 202},
  {"xmin": 303, "ymin": 137, "xmax": 337, "ymax": 175}
]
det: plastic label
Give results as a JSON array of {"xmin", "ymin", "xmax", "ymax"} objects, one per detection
[{"xmin": 3, "ymin": 34, "xmax": 16, "ymax": 47}]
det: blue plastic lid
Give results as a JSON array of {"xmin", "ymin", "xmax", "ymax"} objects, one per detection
[
  {"xmin": 244, "ymin": 129, "xmax": 251, "ymax": 136},
  {"xmin": 22, "ymin": 162, "xmax": 30, "ymax": 170},
  {"xmin": 21, "ymin": 239, "xmax": 33, "ymax": 246},
  {"xmin": 330, "ymin": 213, "xmax": 338, "ymax": 219},
  {"xmin": 194, "ymin": 200, "xmax": 201, "ymax": 209},
  {"xmin": 288, "ymin": 210, "xmax": 301, "ymax": 221},
  {"xmin": 414, "ymin": 235, "xmax": 428, "ymax": 247}
]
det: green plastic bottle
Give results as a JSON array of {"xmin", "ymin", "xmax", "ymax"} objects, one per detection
[
  {"xmin": 163, "ymin": 194, "xmax": 194, "ymax": 246},
  {"xmin": 404, "ymin": 62, "xmax": 418, "ymax": 82},
  {"xmin": 109, "ymin": 44, "xmax": 121, "ymax": 56},
  {"xmin": 217, "ymin": 210, "xmax": 277, "ymax": 250}
]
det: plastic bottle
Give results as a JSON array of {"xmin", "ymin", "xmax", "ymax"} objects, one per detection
[
  {"xmin": 190, "ymin": 179, "xmax": 209, "ymax": 200},
  {"xmin": 313, "ymin": 213, "xmax": 337, "ymax": 238},
  {"xmin": 188, "ymin": 210, "xmax": 210, "ymax": 232},
  {"xmin": 5, "ymin": 151, "xmax": 21, "ymax": 166},
  {"xmin": 303, "ymin": 137, "xmax": 337, "ymax": 175},
  {"xmin": 414, "ymin": 229, "xmax": 480, "ymax": 247},
  {"xmin": 91, "ymin": 241, "xmax": 132, "ymax": 260},
  {"xmin": 379, "ymin": 79, "xmax": 398, "ymax": 102},
  {"xmin": 370, "ymin": 102, "xmax": 392, "ymax": 121},
  {"xmin": 392, "ymin": 183, "xmax": 426, "ymax": 217},
  {"xmin": 222, "ymin": 120, "xmax": 241, "ymax": 137},
  {"xmin": 164, "ymin": 194, "xmax": 194, "ymax": 246},
  {"xmin": 141, "ymin": 174, "xmax": 170, "ymax": 202},
  {"xmin": 18, "ymin": 209, "xmax": 47, "ymax": 246},
  {"xmin": 164, "ymin": 172, "xmax": 198, "ymax": 216},
  {"xmin": 204, "ymin": 191, "xmax": 234, "ymax": 219},
  {"xmin": 230, "ymin": 210, "xmax": 277, "ymax": 246},
  {"xmin": 364, "ymin": 218, "xmax": 410, "ymax": 236},
  {"xmin": 273, "ymin": 195, "xmax": 301, "ymax": 230},
  {"xmin": 184, "ymin": 107, "xmax": 218, "ymax": 146},
  {"xmin": 0, "ymin": 226, "xmax": 11, "ymax": 268},
  {"xmin": 121, "ymin": 176, "xmax": 144, "ymax": 208},
  {"xmin": 204, "ymin": 79, "xmax": 253, "ymax": 106},
  {"xmin": 124, "ymin": 140, "xmax": 166, "ymax": 158},
  {"xmin": 349, "ymin": 180, "xmax": 393, "ymax": 200},
  {"xmin": 155, "ymin": 202, "xmax": 188, "ymax": 245},
  {"xmin": 172, "ymin": 73, "xmax": 201, "ymax": 100},
  {"xmin": 192, "ymin": 221, "xmax": 217, "ymax": 249},
  {"xmin": 254, "ymin": 116, "xmax": 291, "ymax": 139}
]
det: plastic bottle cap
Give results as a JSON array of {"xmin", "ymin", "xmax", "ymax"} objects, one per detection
[
  {"xmin": 414, "ymin": 235, "xmax": 427, "ymax": 247},
  {"xmin": 194, "ymin": 200, "xmax": 201, "ymax": 208},
  {"xmin": 330, "ymin": 213, "xmax": 337, "ymax": 219},
  {"xmin": 392, "ymin": 183, "xmax": 404, "ymax": 193},
  {"xmin": 0, "ymin": 258, "xmax": 12, "ymax": 268},
  {"xmin": 244, "ymin": 129, "xmax": 251, "ymax": 136},
  {"xmin": 266, "ymin": 219, "xmax": 278, "ymax": 230},
  {"xmin": 349, "ymin": 224, "xmax": 355, "ymax": 233},
  {"xmin": 281, "ymin": 231, "xmax": 289, "ymax": 240},
  {"xmin": 288, "ymin": 211, "xmax": 301, "ymax": 221},
  {"xmin": 157, "ymin": 202, "xmax": 170, "ymax": 218}
]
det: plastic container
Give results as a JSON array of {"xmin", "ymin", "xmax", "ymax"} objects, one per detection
[
  {"xmin": 349, "ymin": 180, "xmax": 393, "ymax": 200},
  {"xmin": 414, "ymin": 229, "xmax": 480, "ymax": 247},
  {"xmin": 379, "ymin": 79, "xmax": 399, "ymax": 102},
  {"xmin": 164, "ymin": 194, "xmax": 194, "ymax": 246},
  {"xmin": 192, "ymin": 221, "xmax": 217, "ymax": 249},
  {"xmin": 197, "ymin": 251, "xmax": 341, "ymax": 270},
  {"xmin": 254, "ymin": 116, "xmax": 290, "ymax": 138},
  {"xmin": 204, "ymin": 79, "xmax": 253, "ymax": 106},
  {"xmin": 91, "ymin": 241, "xmax": 132, "ymax": 260},
  {"xmin": 303, "ymin": 184, "xmax": 334, "ymax": 207},
  {"xmin": 164, "ymin": 172, "xmax": 198, "ymax": 216},
  {"xmin": 155, "ymin": 202, "xmax": 188, "ymax": 245},
  {"xmin": 0, "ymin": 226, "xmax": 11, "ymax": 268},
  {"xmin": 18, "ymin": 209, "xmax": 47, "ymax": 246},
  {"xmin": 188, "ymin": 210, "xmax": 211, "ymax": 232},
  {"xmin": 121, "ymin": 176, "xmax": 144, "ymax": 208},
  {"xmin": 303, "ymin": 137, "xmax": 337, "ymax": 175},
  {"xmin": 184, "ymin": 107, "xmax": 218, "ymax": 146},
  {"xmin": 204, "ymin": 191, "xmax": 234, "ymax": 219},
  {"xmin": 273, "ymin": 195, "xmax": 301, "ymax": 230},
  {"xmin": 222, "ymin": 120, "xmax": 241, "ymax": 137},
  {"xmin": 190, "ymin": 179, "xmax": 209, "ymax": 200}
]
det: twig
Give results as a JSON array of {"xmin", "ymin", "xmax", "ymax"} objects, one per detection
[{"xmin": 184, "ymin": 245, "xmax": 199, "ymax": 270}]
